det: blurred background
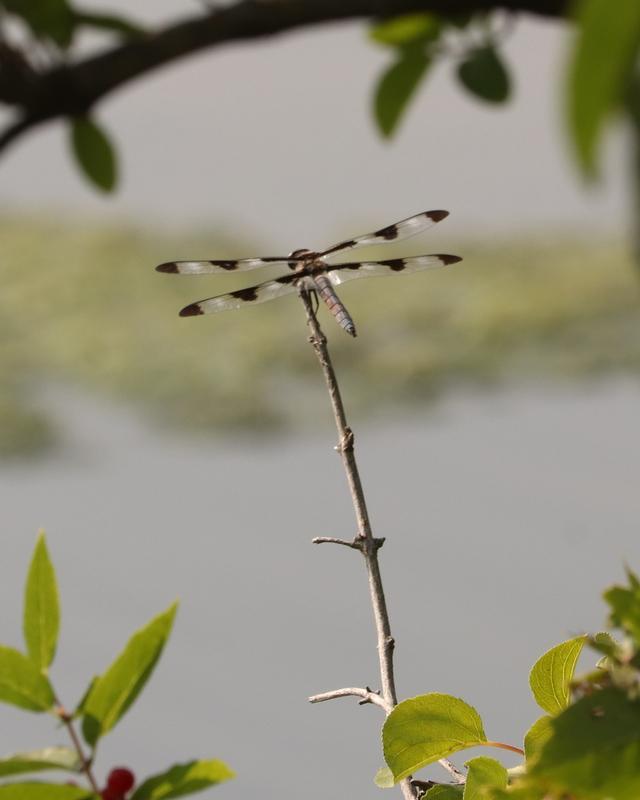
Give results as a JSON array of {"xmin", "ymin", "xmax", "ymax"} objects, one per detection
[{"xmin": 0, "ymin": 2, "xmax": 639, "ymax": 799}]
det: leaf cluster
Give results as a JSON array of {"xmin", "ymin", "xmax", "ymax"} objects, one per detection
[
  {"xmin": 378, "ymin": 568, "xmax": 640, "ymax": 799},
  {"xmin": 0, "ymin": 533, "xmax": 233, "ymax": 799},
  {"xmin": 370, "ymin": 1, "xmax": 640, "ymax": 182},
  {"xmin": 370, "ymin": 12, "xmax": 511, "ymax": 138}
]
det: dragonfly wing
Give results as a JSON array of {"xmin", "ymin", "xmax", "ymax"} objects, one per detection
[
  {"xmin": 179, "ymin": 273, "xmax": 299, "ymax": 316},
  {"xmin": 328, "ymin": 254, "xmax": 461, "ymax": 285},
  {"xmin": 321, "ymin": 210, "xmax": 450, "ymax": 259},
  {"xmin": 157, "ymin": 257, "xmax": 304, "ymax": 275}
]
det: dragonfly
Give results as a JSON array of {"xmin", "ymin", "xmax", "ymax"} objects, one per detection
[{"xmin": 156, "ymin": 210, "xmax": 462, "ymax": 337}]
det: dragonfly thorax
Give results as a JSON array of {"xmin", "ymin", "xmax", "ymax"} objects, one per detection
[{"xmin": 288, "ymin": 248, "xmax": 318, "ymax": 274}]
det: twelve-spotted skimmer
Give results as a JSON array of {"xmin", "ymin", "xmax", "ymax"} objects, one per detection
[{"xmin": 156, "ymin": 210, "xmax": 461, "ymax": 337}]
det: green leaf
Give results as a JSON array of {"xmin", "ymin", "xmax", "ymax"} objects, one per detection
[
  {"xmin": 0, "ymin": 747, "xmax": 80, "ymax": 777},
  {"xmin": 69, "ymin": 118, "xmax": 118, "ymax": 193},
  {"xmin": 425, "ymin": 787, "xmax": 464, "ymax": 799},
  {"xmin": 529, "ymin": 635, "xmax": 586, "ymax": 715},
  {"xmin": 130, "ymin": 760, "xmax": 234, "ymax": 800},
  {"xmin": 457, "ymin": 46, "xmax": 511, "ymax": 104},
  {"xmin": 81, "ymin": 602, "xmax": 177, "ymax": 746},
  {"xmin": 604, "ymin": 570, "xmax": 640, "ymax": 642},
  {"xmin": 382, "ymin": 694, "xmax": 487, "ymax": 784},
  {"xmin": 523, "ymin": 716, "xmax": 553, "ymax": 763},
  {"xmin": 532, "ymin": 687, "xmax": 640, "ymax": 799},
  {"xmin": 23, "ymin": 532, "xmax": 60, "ymax": 672},
  {"xmin": 568, "ymin": 0, "xmax": 640, "ymax": 177},
  {"xmin": 463, "ymin": 757, "xmax": 508, "ymax": 799},
  {"xmin": 373, "ymin": 49, "xmax": 430, "ymax": 138},
  {"xmin": 373, "ymin": 767, "xmax": 394, "ymax": 789},
  {"xmin": 370, "ymin": 14, "xmax": 441, "ymax": 47},
  {"xmin": 0, "ymin": 784, "xmax": 94, "ymax": 799},
  {"xmin": 627, "ymin": 565, "xmax": 640, "ymax": 589},
  {"xmin": 590, "ymin": 630, "xmax": 619, "ymax": 657},
  {"xmin": 590, "ymin": 630, "xmax": 620, "ymax": 669},
  {"xmin": 0, "ymin": 647, "xmax": 55, "ymax": 712}
]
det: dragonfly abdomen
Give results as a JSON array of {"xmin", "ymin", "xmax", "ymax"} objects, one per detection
[{"xmin": 313, "ymin": 274, "xmax": 357, "ymax": 337}]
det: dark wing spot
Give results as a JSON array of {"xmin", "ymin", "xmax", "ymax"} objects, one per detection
[
  {"xmin": 374, "ymin": 223, "xmax": 399, "ymax": 241},
  {"xmin": 216, "ymin": 260, "xmax": 240, "ymax": 271},
  {"xmin": 384, "ymin": 258, "xmax": 407, "ymax": 272},
  {"xmin": 438, "ymin": 254, "xmax": 463, "ymax": 265},
  {"xmin": 426, "ymin": 210, "xmax": 449, "ymax": 223},
  {"xmin": 323, "ymin": 239, "xmax": 356, "ymax": 255},
  {"xmin": 276, "ymin": 274, "xmax": 298, "ymax": 284},
  {"xmin": 156, "ymin": 262, "xmax": 179, "ymax": 273},
  {"xmin": 341, "ymin": 264, "xmax": 360, "ymax": 272},
  {"xmin": 232, "ymin": 286, "xmax": 260, "ymax": 302},
  {"xmin": 179, "ymin": 303, "xmax": 204, "ymax": 317}
]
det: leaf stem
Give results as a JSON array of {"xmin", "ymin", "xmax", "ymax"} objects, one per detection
[
  {"xmin": 54, "ymin": 701, "xmax": 100, "ymax": 795},
  {"xmin": 484, "ymin": 740, "xmax": 525, "ymax": 756}
]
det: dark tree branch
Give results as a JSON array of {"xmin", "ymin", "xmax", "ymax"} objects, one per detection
[{"xmin": 0, "ymin": 0, "xmax": 568, "ymax": 153}]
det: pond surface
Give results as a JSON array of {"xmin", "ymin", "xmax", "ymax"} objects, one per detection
[{"xmin": 1, "ymin": 379, "xmax": 639, "ymax": 798}]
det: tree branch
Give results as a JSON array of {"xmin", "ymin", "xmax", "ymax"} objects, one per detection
[{"xmin": 0, "ymin": 0, "xmax": 569, "ymax": 154}]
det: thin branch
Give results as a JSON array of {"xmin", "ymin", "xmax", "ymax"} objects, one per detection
[
  {"xmin": 312, "ymin": 536, "xmax": 362, "ymax": 548},
  {"xmin": 299, "ymin": 290, "xmax": 398, "ymax": 706},
  {"xmin": 300, "ymin": 289, "xmax": 468, "ymax": 795},
  {"xmin": 0, "ymin": 0, "xmax": 569, "ymax": 154},
  {"xmin": 439, "ymin": 759, "xmax": 467, "ymax": 783},
  {"xmin": 309, "ymin": 686, "xmax": 392, "ymax": 712},
  {"xmin": 54, "ymin": 703, "xmax": 100, "ymax": 795},
  {"xmin": 299, "ymin": 288, "xmax": 415, "ymax": 799}
]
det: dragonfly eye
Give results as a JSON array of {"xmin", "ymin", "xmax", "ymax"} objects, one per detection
[{"xmin": 289, "ymin": 248, "xmax": 312, "ymax": 258}]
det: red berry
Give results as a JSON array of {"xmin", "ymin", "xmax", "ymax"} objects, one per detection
[
  {"xmin": 107, "ymin": 767, "xmax": 135, "ymax": 795},
  {"xmin": 101, "ymin": 788, "xmax": 122, "ymax": 800}
]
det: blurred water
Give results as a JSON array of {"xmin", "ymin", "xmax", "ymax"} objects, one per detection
[{"xmin": 0, "ymin": 379, "xmax": 639, "ymax": 798}]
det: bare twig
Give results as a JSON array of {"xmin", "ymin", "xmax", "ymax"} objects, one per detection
[
  {"xmin": 0, "ymin": 0, "xmax": 568, "ymax": 154},
  {"xmin": 54, "ymin": 703, "xmax": 100, "ymax": 795},
  {"xmin": 299, "ymin": 290, "xmax": 398, "ymax": 706},
  {"xmin": 309, "ymin": 686, "xmax": 392, "ymax": 712},
  {"xmin": 299, "ymin": 289, "xmax": 466, "ymax": 798},
  {"xmin": 440, "ymin": 759, "xmax": 467, "ymax": 783},
  {"xmin": 311, "ymin": 536, "xmax": 362, "ymax": 548}
]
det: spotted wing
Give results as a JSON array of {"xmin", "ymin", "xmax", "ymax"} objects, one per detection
[
  {"xmin": 327, "ymin": 254, "xmax": 462, "ymax": 285},
  {"xmin": 179, "ymin": 273, "xmax": 300, "ymax": 316},
  {"xmin": 156, "ymin": 257, "xmax": 305, "ymax": 275},
  {"xmin": 320, "ymin": 210, "xmax": 450, "ymax": 259}
]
